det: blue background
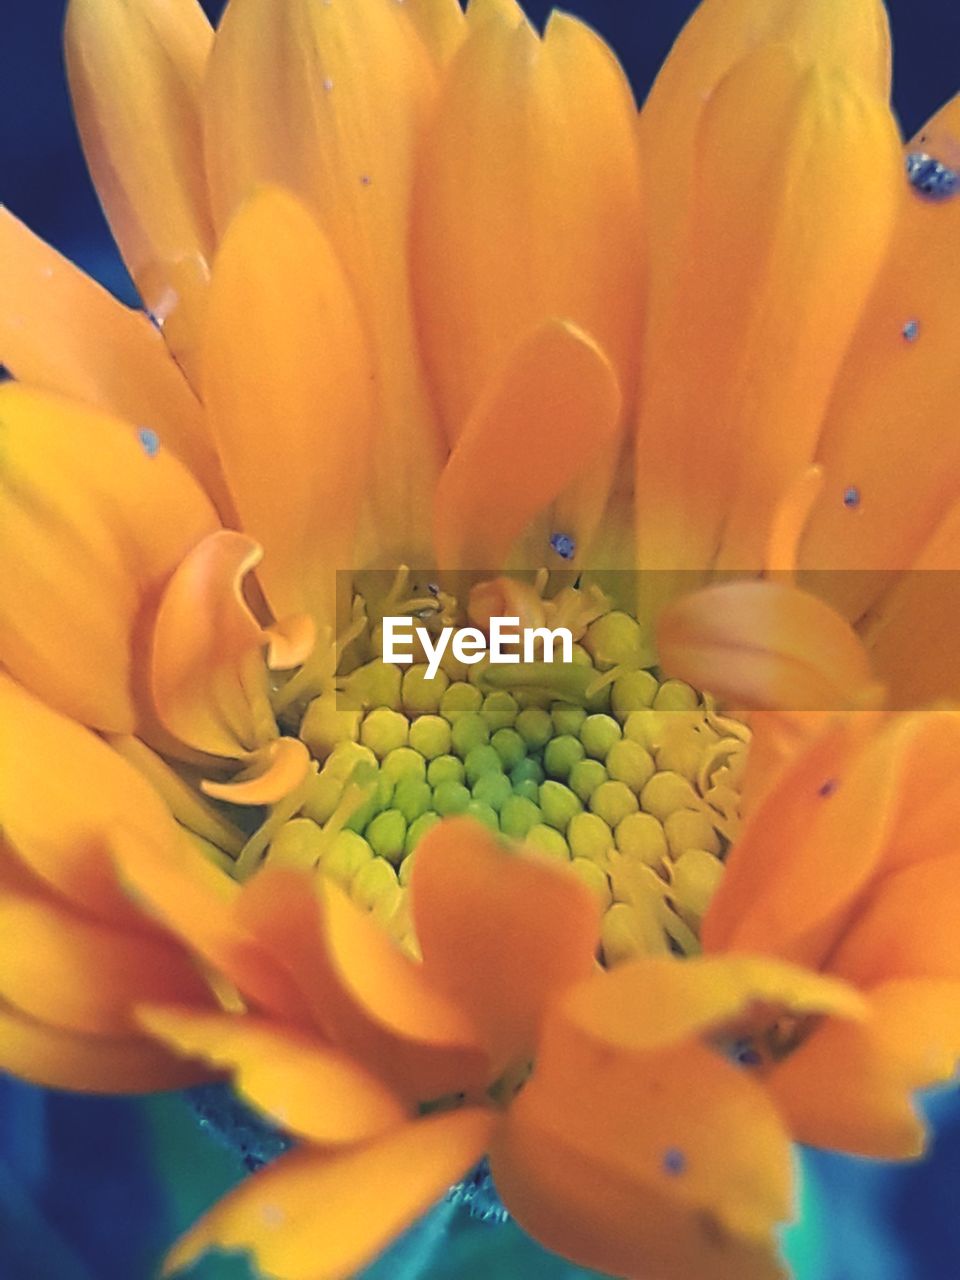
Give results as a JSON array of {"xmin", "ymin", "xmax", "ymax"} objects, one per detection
[{"xmin": 2, "ymin": 1, "xmax": 960, "ymax": 1277}]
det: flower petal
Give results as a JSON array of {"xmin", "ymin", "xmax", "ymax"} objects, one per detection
[
  {"xmin": 0, "ymin": 889, "xmax": 215, "ymax": 1038},
  {"xmin": 0, "ymin": 997, "xmax": 203, "ymax": 1094},
  {"xmin": 204, "ymin": 0, "xmax": 442, "ymax": 557},
  {"xmin": 0, "ymin": 675, "xmax": 197, "ymax": 925},
  {"xmin": 432, "ymin": 319, "xmax": 621, "ymax": 569},
  {"xmin": 164, "ymin": 1109, "xmax": 493, "ymax": 1280},
  {"xmin": 204, "ymin": 187, "xmax": 373, "ymax": 628},
  {"xmin": 800, "ymin": 93, "xmax": 960, "ymax": 619},
  {"xmin": 0, "ymin": 209, "xmax": 230, "ymax": 514},
  {"xmin": 702, "ymin": 715, "xmax": 905, "ymax": 967},
  {"xmin": 150, "ymin": 530, "xmax": 276, "ymax": 759},
  {"xmin": 413, "ymin": 7, "xmax": 643, "ymax": 440},
  {"xmin": 138, "ymin": 1007, "xmax": 407, "ymax": 1145},
  {"xmin": 410, "ymin": 818, "xmax": 600, "ymax": 1067},
  {"xmin": 767, "ymin": 980, "xmax": 960, "ymax": 1158},
  {"xmin": 657, "ymin": 581, "xmax": 878, "ymax": 713},
  {"xmin": 0, "ymin": 383, "xmax": 218, "ymax": 732},
  {"xmin": 65, "ymin": 0, "xmax": 214, "ymax": 372},
  {"xmin": 490, "ymin": 965, "xmax": 797, "ymax": 1280},
  {"xmin": 635, "ymin": 44, "xmax": 900, "ymax": 585},
  {"xmin": 399, "ymin": 0, "xmax": 466, "ymax": 68}
]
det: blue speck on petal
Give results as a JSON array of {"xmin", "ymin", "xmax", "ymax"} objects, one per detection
[
  {"xmin": 662, "ymin": 1148, "xmax": 687, "ymax": 1177},
  {"xmin": 906, "ymin": 151, "xmax": 960, "ymax": 201},
  {"xmin": 138, "ymin": 427, "xmax": 160, "ymax": 458},
  {"xmin": 842, "ymin": 486, "xmax": 861, "ymax": 510},
  {"xmin": 818, "ymin": 778, "xmax": 840, "ymax": 798},
  {"xmin": 902, "ymin": 319, "xmax": 920, "ymax": 342},
  {"xmin": 550, "ymin": 532, "xmax": 576, "ymax": 561}
]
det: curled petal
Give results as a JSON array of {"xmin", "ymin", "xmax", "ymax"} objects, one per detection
[
  {"xmin": 150, "ymin": 529, "xmax": 277, "ymax": 759},
  {"xmin": 432, "ymin": 320, "xmax": 621, "ymax": 569},
  {"xmin": 201, "ymin": 738, "xmax": 311, "ymax": 806},
  {"xmin": 411, "ymin": 818, "xmax": 600, "ymax": 1067},
  {"xmin": 138, "ymin": 1006, "xmax": 407, "ymax": 1145},
  {"xmin": 164, "ymin": 1109, "xmax": 493, "ymax": 1280},
  {"xmin": 0, "ymin": 384, "xmax": 218, "ymax": 732},
  {"xmin": 657, "ymin": 581, "xmax": 879, "ymax": 713}
]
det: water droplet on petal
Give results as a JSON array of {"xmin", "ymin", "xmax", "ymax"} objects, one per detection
[
  {"xmin": 843, "ymin": 486, "xmax": 861, "ymax": 510},
  {"xmin": 323, "ymin": 76, "xmax": 334, "ymax": 92},
  {"xmin": 138, "ymin": 426, "xmax": 160, "ymax": 458},
  {"xmin": 147, "ymin": 285, "xmax": 179, "ymax": 332},
  {"xmin": 550, "ymin": 532, "xmax": 576, "ymax": 561},
  {"xmin": 902, "ymin": 319, "xmax": 920, "ymax": 342},
  {"xmin": 906, "ymin": 151, "xmax": 960, "ymax": 201}
]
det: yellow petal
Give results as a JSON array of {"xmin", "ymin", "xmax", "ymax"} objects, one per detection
[
  {"xmin": 201, "ymin": 739, "xmax": 311, "ymax": 807},
  {"xmin": 165, "ymin": 1109, "xmax": 493, "ymax": 1280},
  {"xmin": 204, "ymin": 0, "xmax": 441, "ymax": 556},
  {"xmin": 0, "ymin": 673, "xmax": 207, "ymax": 928},
  {"xmin": 413, "ymin": 7, "xmax": 643, "ymax": 439},
  {"xmin": 640, "ymin": 0, "xmax": 890, "ymax": 329},
  {"xmin": 0, "ymin": 209, "xmax": 231, "ymax": 514},
  {"xmin": 138, "ymin": 1006, "xmax": 407, "ymax": 1144},
  {"xmin": 800, "ymin": 93, "xmax": 960, "ymax": 619},
  {"xmin": 399, "ymin": 0, "xmax": 466, "ymax": 68},
  {"xmin": 204, "ymin": 187, "xmax": 373, "ymax": 628},
  {"xmin": 432, "ymin": 320, "xmax": 622, "ymax": 570},
  {"xmin": 150, "ymin": 530, "xmax": 277, "ymax": 759},
  {"xmin": 490, "ymin": 967, "xmax": 796, "ymax": 1280},
  {"xmin": 657, "ymin": 581, "xmax": 878, "ymax": 713},
  {"xmin": 767, "ymin": 979, "xmax": 960, "ymax": 1158},
  {"xmin": 702, "ymin": 715, "xmax": 906, "ymax": 967},
  {"xmin": 0, "ymin": 383, "xmax": 218, "ymax": 732},
  {"xmin": 65, "ymin": 0, "xmax": 214, "ymax": 373},
  {"xmin": 0, "ymin": 889, "xmax": 215, "ymax": 1038},
  {"xmin": 0, "ymin": 997, "xmax": 203, "ymax": 1094},
  {"xmin": 411, "ymin": 818, "xmax": 600, "ymax": 1067},
  {"xmin": 635, "ymin": 45, "xmax": 900, "ymax": 584}
]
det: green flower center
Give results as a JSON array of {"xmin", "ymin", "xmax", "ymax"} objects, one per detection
[{"xmin": 265, "ymin": 596, "xmax": 751, "ymax": 966}]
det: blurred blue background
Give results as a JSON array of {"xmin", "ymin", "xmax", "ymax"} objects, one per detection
[{"xmin": 2, "ymin": 0, "xmax": 960, "ymax": 1277}]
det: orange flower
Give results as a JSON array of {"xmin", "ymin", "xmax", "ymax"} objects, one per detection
[{"xmin": 126, "ymin": 818, "xmax": 863, "ymax": 1280}]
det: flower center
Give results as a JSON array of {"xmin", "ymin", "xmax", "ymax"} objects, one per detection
[{"xmin": 264, "ymin": 584, "xmax": 751, "ymax": 965}]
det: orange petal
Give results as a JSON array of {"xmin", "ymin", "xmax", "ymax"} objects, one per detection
[
  {"xmin": 399, "ymin": 0, "xmax": 466, "ymax": 68},
  {"xmin": 0, "ymin": 997, "xmax": 204, "ymax": 1094},
  {"xmin": 800, "ymin": 93, "xmax": 960, "ymax": 619},
  {"xmin": 0, "ymin": 383, "xmax": 218, "ymax": 732},
  {"xmin": 657, "ymin": 581, "xmax": 878, "ymax": 713},
  {"xmin": 635, "ymin": 44, "xmax": 900, "ymax": 582},
  {"xmin": 410, "ymin": 818, "xmax": 600, "ymax": 1067},
  {"xmin": 203, "ymin": 187, "xmax": 373, "ymax": 628},
  {"xmin": 0, "ymin": 675, "xmax": 200, "ymax": 926},
  {"xmin": 432, "ymin": 320, "xmax": 622, "ymax": 570},
  {"xmin": 0, "ymin": 209, "xmax": 231, "ymax": 515},
  {"xmin": 490, "ymin": 966, "xmax": 796, "ymax": 1280},
  {"xmin": 879, "ymin": 710, "xmax": 960, "ymax": 872},
  {"xmin": 150, "ymin": 530, "xmax": 276, "ymax": 759},
  {"xmin": 413, "ymin": 7, "xmax": 643, "ymax": 439},
  {"xmin": 640, "ymin": 0, "xmax": 890, "ymax": 344},
  {"xmin": 138, "ymin": 1006, "xmax": 407, "ymax": 1144},
  {"xmin": 702, "ymin": 715, "xmax": 904, "ymax": 967},
  {"xmin": 204, "ymin": 0, "xmax": 442, "ymax": 557},
  {"xmin": 65, "ymin": 0, "xmax": 214, "ymax": 377},
  {"xmin": 767, "ymin": 979, "xmax": 960, "ymax": 1158},
  {"xmin": 0, "ymin": 888, "xmax": 215, "ymax": 1038},
  {"xmin": 828, "ymin": 854, "xmax": 960, "ymax": 987},
  {"xmin": 108, "ymin": 827, "xmax": 313, "ymax": 1026},
  {"xmin": 164, "ymin": 1109, "xmax": 493, "ymax": 1280}
]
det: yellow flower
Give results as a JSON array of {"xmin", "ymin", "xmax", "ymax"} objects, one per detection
[
  {"xmin": 129, "ymin": 819, "xmax": 864, "ymax": 1280},
  {"xmin": 2, "ymin": 0, "xmax": 960, "ymax": 1275}
]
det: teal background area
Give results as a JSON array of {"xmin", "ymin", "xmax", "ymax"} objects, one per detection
[{"xmin": 3, "ymin": 1, "xmax": 960, "ymax": 1277}]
